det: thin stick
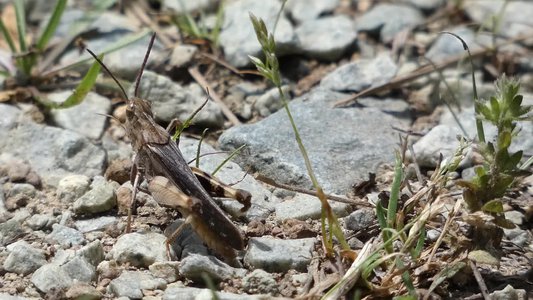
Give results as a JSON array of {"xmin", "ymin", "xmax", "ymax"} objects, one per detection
[
  {"xmin": 255, "ymin": 174, "xmax": 372, "ymax": 207},
  {"xmin": 188, "ymin": 66, "xmax": 241, "ymax": 126},
  {"xmin": 200, "ymin": 52, "xmax": 241, "ymax": 76},
  {"xmin": 127, "ymin": 4, "xmax": 174, "ymax": 48},
  {"xmin": 86, "ymin": 49, "xmax": 129, "ymax": 100},
  {"xmin": 134, "ymin": 32, "xmax": 157, "ymax": 98},
  {"xmin": 469, "ymin": 260, "xmax": 491, "ymax": 300}
]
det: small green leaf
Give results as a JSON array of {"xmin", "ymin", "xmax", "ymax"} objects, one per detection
[
  {"xmin": 490, "ymin": 96, "xmax": 500, "ymax": 119},
  {"xmin": 14, "ymin": 0, "xmax": 27, "ymax": 52},
  {"xmin": 0, "ymin": 17, "xmax": 17, "ymax": 52},
  {"xmin": 481, "ymin": 199, "xmax": 503, "ymax": 213},
  {"xmin": 48, "ymin": 55, "xmax": 102, "ymax": 109},
  {"xmin": 36, "ymin": 0, "xmax": 67, "ymax": 51},
  {"xmin": 497, "ymin": 130, "xmax": 512, "ymax": 149}
]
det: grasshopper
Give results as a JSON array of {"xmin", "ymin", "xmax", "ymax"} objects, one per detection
[{"xmin": 87, "ymin": 33, "xmax": 251, "ymax": 264}]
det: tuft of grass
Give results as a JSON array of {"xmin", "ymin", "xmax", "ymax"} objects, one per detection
[
  {"xmin": 171, "ymin": 0, "xmax": 225, "ymax": 48},
  {"xmin": 0, "ymin": 0, "xmax": 67, "ymax": 78},
  {"xmin": 248, "ymin": 12, "xmax": 349, "ymax": 256}
]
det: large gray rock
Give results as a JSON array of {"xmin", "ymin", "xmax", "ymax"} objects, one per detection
[
  {"xmin": 275, "ymin": 193, "xmax": 351, "ymax": 221},
  {"xmin": 219, "ymin": 88, "xmax": 411, "ymax": 194},
  {"xmin": 321, "ymin": 54, "xmax": 397, "ymax": 92},
  {"xmin": 0, "ymin": 105, "xmax": 105, "ymax": 187},
  {"xmin": 295, "ymin": 15, "xmax": 356, "ymax": 61},
  {"xmin": 133, "ymin": 71, "xmax": 224, "ymax": 128},
  {"xmin": 244, "ymin": 237, "xmax": 316, "ymax": 272},
  {"xmin": 31, "ymin": 264, "xmax": 73, "ymax": 293},
  {"xmin": 219, "ymin": 0, "xmax": 296, "ymax": 67},
  {"xmin": 0, "ymin": 219, "xmax": 25, "ymax": 246},
  {"xmin": 46, "ymin": 224, "xmax": 86, "ymax": 248},
  {"xmin": 355, "ymin": 3, "xmax": 424, "ymax": 43},
  {"xmin": 49, "ymin": 91, "xmax": 111, "ymax": 139}
]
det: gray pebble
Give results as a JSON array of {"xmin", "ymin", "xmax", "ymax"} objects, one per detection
[
  {"xmin": 3, "ymin": 240, "xmax": 47, "ymax": 275},
  {"xmin": 57, "ymin": 174, "xmax": 91, "ymax": 203},
  {"xmin": 108, "ymin": 232, "xmax": 167, "ymax": 268},
  {"xmin": 244, "ymin": 237, "xmax": 316, "ymax": 272},
  {"xmin": 295, "ymin": 15, "xmax": 356, "ymax": 61},
  {"xmin": 275, "ymin": 193, "xmax": 351, "ymax": 221},
  {"xmin": 77, "ymin": 240, "xmax": 105, "ymax": 267},
  {"xmin": 286, "ymin": 0, "xmax": 339, "ymax": 23},
  {"xmin": 73, "ymin": 177, "xmax": 117, "ymax": 215},
  {"xmin": 25, "ymin": 213, "xmax": 56, "ymax": 230},
  {"xmin": 242, "ymin": 269, "xmax": 278, "ymax": 295},
  {"xmin": 133, "ymin": 71, "xmax": 224, "ymax": 128},
  {"xmin": 219, "ymin": 0, "xmax": 295, "ymax": 67},
  {"xmin": 62, "ymin": 255, "xmax": 96, "ymax": 282},
  {"xmin": 0, "ymin": 219, "xmax": 25, "ymax": 246},
  {"xmin": 46, "ymin": 224, "xmax": 85, "ymax": 248},
  {"xmin": 355, "ymin": 3, "xmax": 424, "ymax": 43},
  {"xmin": 179, "ymin": 254, "xmax": 247, "ymax": 282},
  {"xmin": 149, "ymin": 261, "xmax": 180, "ymax": 283},
  {"xmin": 65, "ymin": 282, "xmax": 102, "ymax": 300},
  {"xmin": 75, "ymin": 216, "xmax": 118, "ymax": 233},
  {"xmin": 321, "ymin": 54, "xmax": 398, "ymax": 92},
  {"xmin": 253, "ymin": 85, "xmax": 291, "ymax": 117},
  {"xmin": 31, "ymin": 264, "xmax": 73, "ymax": 293},
  {"xmin": 344, "ymin": 208, "xmax": 375, "ymax": 232},
  {"xmin": 108, "ymin": 270, "xmax": 166, "ymax": 299}
]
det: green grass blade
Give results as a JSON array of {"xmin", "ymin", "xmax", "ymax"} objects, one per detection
[
  {"xmin": 0, "ymin": 17, "xmax": 17, "ymax": 52},
  {"xmin": 48, "ymin": 55, "xmax": 102, "ymax": 109},
  {"xmin": 387, "ymin": 153, "xmax": 403, "ymax": 228},
  {"xmin": 212, "ymin": 144, "xmax": 246, "ymax": 176},
  {"xmin": 195, "ymin": 128, "xmax": 209, "ymax": 168},
  {"xmin": 36, "ymin": 0, "xmax": 67, "ymax": 51},
  {"xmin": 14, "ymin": 0, "xmax": 27, "ymax": 52}
]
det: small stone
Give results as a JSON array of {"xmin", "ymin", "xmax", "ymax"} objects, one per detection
[
  {"xmin": 97, "ymin": 260, "xmax": 122, "ymax": 280},
  {"xmin": 108, "ymin": 271, "xmax": 166, "ymax": 299},
  {"xmin": 3, "ymin": 240, "xmax": 47, "ymax": 275},
  {"xmin": 31, "ymin": 264, "xmax": 73, "ymax": 293},
  {"xmin": 73, "ymin": 177, "xmax": 117, "ymax": 214},
  {"xmin": 57, "ymin": 174, "xmax": 91, "ymax": 203},
  {"xmin": 132, "ymin": 71, "xmax": 224, "ymax": 128},
  {"xmin": 179, "ymin": 254, "xmax": 247, "ymax": 282},
  {"xmin": 0, "ymin": 219, "xmax": 25, "ymax": 246},
  {"xmin": 47, "ymin": 224, "xmax": 85, "ymax": 248},
  {"xmin": 149, "ymin": 261, "xmax": 180, "ymax": 283},
  {"xmin": 169, "ymin": 44, "xmax": 197, "ymax": 69},
  {"xmin": 75, "ymin": 216, "xmax": 118, "ymax": 233},
  {"xmin": 490, "ymin": 284, "xmax": 527, "ymax": 300},
  {"xmin": 355, "ymin": 3, "xmax": 424, "ymax": 43},
  {"xmin": 65, "ymin": 282, "xmax": 102, "ymax": 300},
  {"xmin": 503, "ymin": 227, "xmax": 529, "ymax": 247},
  {"xmin": 108, "ymin": 232, "xmax": 167, "ymax": 268},
  {"xmin": 77, "ymin": 240, "xmax": 105, "ymax": 267},
  {"xmin": 3, "ymin": 159, "xmax": 31, "ymax": 182},
  {"xmin": 295, "ymin": 15, "xmax": 356, "ymax": 61},
  {"xmin": 286, "ymin": 0, "xmax": 339, "ymax": 23},
  {"xmin": 275, "ymin": 193, "xmax": 351, "ymax": 221},
  {"xmin": 242, "ymin": 269, "xmax": 278, "ymax": 295},
  {"xmin": 104, "ymin": 159, "xmax": 132, "ymax": 185},
  {"xmin": 253, "ymin": 85, "xmax": 291, "ymax": 117},
  {"xmin": 427, "ymin": 229, "xmax": 441, "ymax": 242},
  {"xmin": 244, "ymin": 237, "xmax": 316, "ymax": 272},
  {"xmin": 321, "ymin": 54, "xmax": 398, "ymax": 92},
  {"xmin": 504, "ymin": 211, "xmax": 524, "ymax": 225},
  {"xmin": 62, "ymin": 255, "xmax": 96, "ymax": 282},
  {"xmin": 25, "ymin": 213, "xmax": 56, "ymax": 230},
  {"xmin": 344, "ymin": 208, "xmax": 375, "ymax": 231}
]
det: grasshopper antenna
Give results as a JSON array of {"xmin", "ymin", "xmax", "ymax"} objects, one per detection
[
  {"xmin": 86, "ymin": 49, "xmax": 129, "ymax": 101},
  {"xmin": 134, "ymin": 32, "xmax": 157, "ymax": 98}
]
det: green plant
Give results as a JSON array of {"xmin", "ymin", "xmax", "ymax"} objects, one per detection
[
  {"xmin": 458, "ymin": 76, "xmax": 531, "ymax": 239},
  {"xmin": 248, "ymin": 13, "xmax": 348, "ymax": 256}
]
